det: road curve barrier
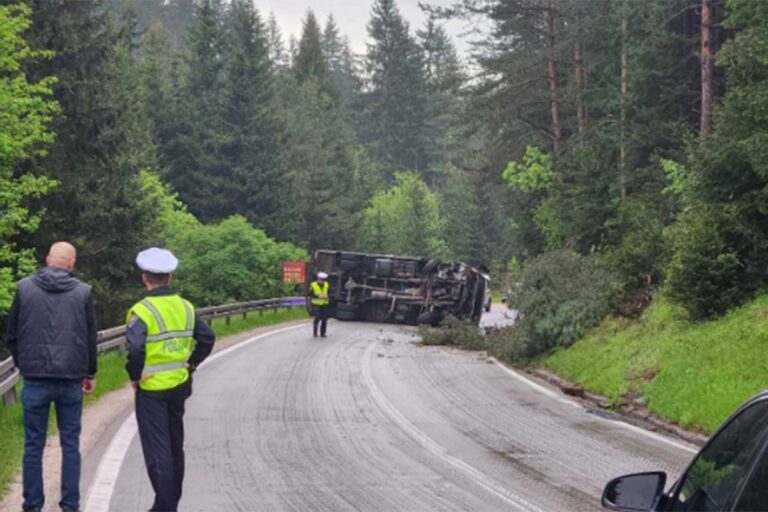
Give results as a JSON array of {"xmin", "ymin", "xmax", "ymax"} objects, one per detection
[{"xmin": 0, "ymin": 297, "xmax": 308, "ymax": 407}]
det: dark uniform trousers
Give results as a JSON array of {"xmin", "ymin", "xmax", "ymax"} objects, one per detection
[
  {"xmin": 313, "ymin": 305, "xmax": 329, "ymax": 336},
  {"xmin": 135, "ymin": 379, "xmax": 192, "ymax": 512}
]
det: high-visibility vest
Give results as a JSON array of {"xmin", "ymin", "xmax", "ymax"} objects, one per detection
[
  {"xmin": 310, "ymin": 281, "xmax": 330, "ymax": 306},
  {"xmin": 126, "ymin": 295, "xmax": 195, "ymax": 391}
]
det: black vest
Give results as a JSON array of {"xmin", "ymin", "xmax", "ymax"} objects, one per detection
[{"xmin": 16, "ymin": 268, "xmax": 91, "ymax": 379}]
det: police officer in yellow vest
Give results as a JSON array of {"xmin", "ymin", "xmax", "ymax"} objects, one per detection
[
  {"xmin": 308, "ymin": 272, "xmax": 330, "ymax": 337},
  {"xmin": 125, "ymin": 248, "xmax": 215, "ymax": 512}
]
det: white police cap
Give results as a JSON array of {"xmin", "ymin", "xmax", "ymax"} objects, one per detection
[
  {"xmin": 136, "ymin": 247, "xmax": 178, "ymax": 274},
  {"xmin": 318, "ymin": 272, "xmax": 328, "ymax": 279}
]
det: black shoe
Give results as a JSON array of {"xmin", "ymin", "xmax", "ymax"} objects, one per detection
[
  {"xmin": 23, "ymin": 508, "xmax": 42, "ymax": 512},
  {"xmin": 61, "ymin": 508, "xmax": 81, "ymax": 512},
  {"xmin": 321, "ymin": 334, "xmax": 327, "ymax": 338},
  {"xmin": 313, "ymin": 333, "xmax": 318, "ymax": 338}
]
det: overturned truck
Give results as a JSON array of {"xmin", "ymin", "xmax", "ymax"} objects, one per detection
[{"xmin": 308, "ymin": 250, "xmax": 487, "ymax": 325}]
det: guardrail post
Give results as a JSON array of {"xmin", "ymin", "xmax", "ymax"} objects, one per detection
[
  {"xmin": 3, "ymin": 386, "xmax": 17, "ymax": 406},
  {"xmin": 225, "ymin": 315, "xmax": 231, "ymax": 326},
  {"xmin": 242, "ymin": 312, "xmax": 247, "ymax": 320},
  {"xmin": 259, "ymin": 308, "xmax": 264, "ymax": 317}
]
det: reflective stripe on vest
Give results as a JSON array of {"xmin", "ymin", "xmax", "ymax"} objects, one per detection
[
  {"xmin": 127, "ymin": 295, "xmax": 195, "ymax": 391},
  {"xmin": 310, "ymin": 281, "xmax": 329, "ymax": 306}
]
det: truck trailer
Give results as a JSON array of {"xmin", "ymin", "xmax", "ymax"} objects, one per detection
[{"xmin": 308, "ymin": 250, "xmax": 487, "ymax": 325}]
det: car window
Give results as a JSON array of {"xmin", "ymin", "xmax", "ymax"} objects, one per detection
[
  {"xmin": 734, "ymin": 441, "xmax": 768, "ymax": 511},
  {"xmin": 672, "ymin": 399, "xmax": 768, "ymax": 511}
]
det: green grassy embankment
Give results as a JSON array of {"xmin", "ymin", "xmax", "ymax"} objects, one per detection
[
  {"xmin": 0, "ymin": 306, "xmax": 308, "ymax": 497},
  {"xmin": 542, "ymin": 295, "xmax": 768, "ymax": 434}
]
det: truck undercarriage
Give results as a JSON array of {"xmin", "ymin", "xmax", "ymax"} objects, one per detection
[{"xmin": 308, "ymin": 250, "xmax": 487, "ymax": 325}]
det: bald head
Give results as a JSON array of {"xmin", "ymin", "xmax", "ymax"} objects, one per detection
[{"xmin": 46, "ymin": 241, "xmax": 77, "ymax": 271}]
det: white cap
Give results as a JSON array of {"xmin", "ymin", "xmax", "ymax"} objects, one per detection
[
  {"xmin": 318, "ymin": 272, "xmax": 328, "ymax": 279},
  {"xmin": 136, "ymin": 247, "xmax": 179, "ymax": 273}
]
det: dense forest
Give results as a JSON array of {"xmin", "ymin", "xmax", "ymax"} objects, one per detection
[{"xmin": 1, "ymin": 0, "xmax": 767, "ymax": 360}]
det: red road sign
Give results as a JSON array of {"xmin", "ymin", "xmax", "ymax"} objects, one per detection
[{"xmin": 282, "ymin": 261, "xmax": 306, "ymax": 284}]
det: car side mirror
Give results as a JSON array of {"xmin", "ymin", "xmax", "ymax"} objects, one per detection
[{"xmin": 602, "ymin": 472, "xmax": 667, "ymax": 511}]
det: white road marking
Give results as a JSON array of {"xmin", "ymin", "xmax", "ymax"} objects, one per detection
[
  {"xmin": 362, "ymin": 342, "xmax": 545, "ymax": 512},
  {"xmin": 84, "ymin": 414, "xmax": 138, "ymax": 512},
  {"xmin": 489, "ymin": 357, "xmax": 578, "ymax": 406},
  {"xmin": 610, "ymin": 417, "xmax": 698, "ymax": 454},
  {"xmin": 489, "ymin": 358, "xmax": 699, "ymax": 454},
  {"xmin": 83, "ymin": 323, "xmax": 308, "ymax": 512}
]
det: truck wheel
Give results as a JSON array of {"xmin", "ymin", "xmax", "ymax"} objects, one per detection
[
  {"xmin": 417, "ymin": 311, "xmax": 439, "ymax": 326},
  {"xmin": 421, "ymin": 258, "xmax": 441, "ymax": 275},
  {"xmin": 340, "ymin": 254, "xmax": 364, "ymax": 271},
  {"xmin": 336, "ymin": 303, "xmax": 360, "ymax": 321}
]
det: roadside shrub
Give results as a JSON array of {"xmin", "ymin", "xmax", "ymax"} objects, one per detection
[
  {"xmin": 503, "ymin": 250, "xmax": 614, "ymax": 362},
  {"xmin": 601, "ymin": 199, "xmax": 670, "ymax": 317},
  {"xmin": 169, "ymin": 216, "xmax": 307, "ymax": 307},
  {"xmin": 666, "ymin": 205, "xmax": 767, "ymax": 320},
  {"xmin": 140, "ymin": 171, "xmax": 307, "ymax": 306},
  {"xmin": 419, "ymin": 316, "xmax": 488, "ymax": 351}
]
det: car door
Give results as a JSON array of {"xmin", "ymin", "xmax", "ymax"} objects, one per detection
[
  {"xmin": 667, "ymin": 397, "xmax": 768, "ymax": 511},
  {"xmin": 732, "ymin": 439, "xmax": 768, "ymax": 511}
]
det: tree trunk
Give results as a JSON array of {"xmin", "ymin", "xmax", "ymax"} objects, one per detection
[
  {"xmin": 700, "ymin": 0, "xmax": 713, "ymax": 134},
  {"xmin": 619, "ymin": 15, "xmax": 628, "ymax": 201},
  {"xmin": 545, "ymin": 6, "xmax": 562, "ymax": 149},
  {"xmin": 575, "ymin": 37, "xmax": 587, "ymax": 137}
]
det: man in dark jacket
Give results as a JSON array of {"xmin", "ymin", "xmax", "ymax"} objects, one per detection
[{"xmin": 5, "ymin": 242, "xmax": 98, "ymax": 512}]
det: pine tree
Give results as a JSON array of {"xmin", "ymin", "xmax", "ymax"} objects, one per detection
[
  {"xmin": 221, "ymin": 0, "xmax": 289, "ymax": 235},
  {"xmin": 164, "ymin": 0, "xmax": 228, "ymax": 222},
  {"xmin": 364, "ymin": 0, "xmax": 432, "ymax": 182},
  {"xmin": 417, "ymin": 19, "xmax": 465, "ymax": 179},
  {"xmin": 20, "ymin": 0, "xmax": 157, "ymax": 322},
  {"xmin": 418, "ymin": 19, "xmax": 463, "ymax": 94},
  {"xmin": 293, "ymin": 11, "xmax": 332, "ymax": 93},
  {"xmin": 266, "ymin": 12, "xmax": 288, "ymax": 70},
  {"xmin": 138, "ymin": 22, "xmax": 177, "ymax": 167},
  {"xmin": 322, "ymin": 15, "xmax": 362, "ymax": 115},
  {"xmin": 441, "ymin": 169, "xmax": 488, "ymax": 263},
  {"xmin": 282, "ymin": 14, "xmax": 363, "ymax": 250}
]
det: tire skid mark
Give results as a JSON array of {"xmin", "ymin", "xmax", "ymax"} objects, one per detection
[
  {"xmin": 393, "ymin": 340, "xmax": 689, "ymax": 510},
  {"xmin": 412, "ymin": 346, "xmax": 656, "ymax": 503},
  {"xmin": 412, "ymin": 349, "xmax": 603, "ymax": 504},
  {"xmin": 362, "ymin": 341, "xmax": 544, "ymax": 512}
]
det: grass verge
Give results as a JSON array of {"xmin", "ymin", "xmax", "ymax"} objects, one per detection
[
  {"xmin": 0, "ymin": 306, "xmax": 308, "ymax": 498},
  {"xmin": 541, "ymin": 295, "xmax": 768, "ymax": 433}
]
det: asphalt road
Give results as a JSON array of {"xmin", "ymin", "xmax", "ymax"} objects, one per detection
[
  {"xmin": 479, "ymin": 302, "xmax": 517, "ymax": 329},
  {"xmin": 101, "ymin": 311, "xmax": 693, "ymax": 511}
]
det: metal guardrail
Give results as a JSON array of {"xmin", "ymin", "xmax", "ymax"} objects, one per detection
[{"xmin": 0, "ymin": 296, "xmax": 307, "ymax": 406}]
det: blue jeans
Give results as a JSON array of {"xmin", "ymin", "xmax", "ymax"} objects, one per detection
[{"xmin": 22, "ymin": 378, "xmax": 83, "ymax": 511}]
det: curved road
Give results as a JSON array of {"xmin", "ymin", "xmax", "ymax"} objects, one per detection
[{"xmin": 94, "ymin": 311, "xmax": 693, "ymax": 511}]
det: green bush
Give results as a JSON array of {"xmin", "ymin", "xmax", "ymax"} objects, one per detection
[
  {"xmin": 140, "ymin": 171, "xmax": 307, "ymax": 307},
  {"xmin": 503, "ymin": 250, "xmax": 614, "ymax": 362},
  {"xmin": 419, "ymin": 316, "xmax": 487, "ymax": 351},
  {"xmin": 169, "ymin": 216, "xmax": 307, "ymax": 307},
  {"xmin": 360, "ymin": 172, "xmax": 448, "ymax": 257},
  {"xmin": 666, "ymin": 206, "xmax": 765, "ymax": 320},
  {"xmin": 602, "ymin": 199, "xmax": 670, "ymax": 317}
]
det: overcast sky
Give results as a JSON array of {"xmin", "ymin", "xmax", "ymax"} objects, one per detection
[{"xmin": 254, "ymin": 0, "xmax": 474, "ymax": 57}]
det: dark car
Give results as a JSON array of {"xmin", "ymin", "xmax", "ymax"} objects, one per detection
[
  {"xmin": 308, "ymin": 250, "xmax": 487, "ymax": 325},
  {"xmin": 602, "ymin": 390, "xmax": 768, "ymax": 511}
]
